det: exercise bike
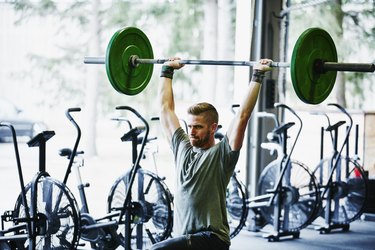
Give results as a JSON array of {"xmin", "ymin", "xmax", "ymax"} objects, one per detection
[
  {"xmin": 107, "ymin": 106, "xmax": 174, "ymax": 250},
  {"xmin": 59, "ymin": 108, "xmax": 120, "ymax": 249},
  {"xmin": 0, "ymin": 122, "xmax": 80, "ymax": 249},
  {"xmin": 312, "ymin": 103, "xmax": 368, "ymax": 233},
  {"xmin": 225, "ymin": 103, "xmax": 320, "ymax": 241}
]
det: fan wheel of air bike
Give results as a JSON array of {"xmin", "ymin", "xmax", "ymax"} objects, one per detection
[
  {"xmin": 258, "ymin": 160, "xmax": 320, "ymax": 231},
  {"xmin": 313, "ymin": 157, "xmax": 368, "ymax": 224},
  {"xmin": 226, "ymin": 173, "xmax": 249, "ymax": 238},
  {"xmin": 107, "ymin": 168, "xmax": 174, "ymax": 250},
  {"xmin": 13, "ymin": 176, "xmax": 80, "ymax": 249}
]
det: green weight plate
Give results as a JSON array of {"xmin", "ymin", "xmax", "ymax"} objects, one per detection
[
  {"xmin": 106, "ymin": 27, "xmax": 154, "ymax": 95},
  {"xmin": 291, "ymin": 28, "xmax": 338, "ymax": 104}
]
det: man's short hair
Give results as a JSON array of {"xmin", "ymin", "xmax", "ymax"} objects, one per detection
[{"xmin": 187, "ymin": 102, "xmax": 219, "ymax": 125}]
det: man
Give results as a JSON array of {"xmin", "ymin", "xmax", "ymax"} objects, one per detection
[{"xmin": 151, "ymin": 58, "xmax": 272, "ymax": 250}]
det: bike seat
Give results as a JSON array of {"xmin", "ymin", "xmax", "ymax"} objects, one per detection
[
  {"xmin": 121, "ymin": 126, "xmax": 146, "ymax": 142},
  {"xmin": 272, "ymin": 122, "xmax": 295, "ymax": 135},
  {"xmin": 326, "ymin": 120, "xmax": 346, "ymax": 132},
  {"xmin": 27, "ymin": 130, "xmax": 55, "ymax": 147}
]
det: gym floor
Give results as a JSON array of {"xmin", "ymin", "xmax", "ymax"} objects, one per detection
[{"xmin": 230, "ymin": 217, "xmax": 375, "ymax": 250}]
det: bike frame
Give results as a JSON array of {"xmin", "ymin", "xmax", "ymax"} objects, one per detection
[
  {"xmin": 61, "ymin": 108, "xmax": 122, "ymax": 249},
  {"xmin": 246, "ymin": 103, "xmax": 306, "ymax": 240},
  {"xmin": 0, "ymin": 124, "xmax": 74, "ymax": 249},
  {"xmin": 315, "ymin": 103, "xmax": 368, "ymax": 232}
]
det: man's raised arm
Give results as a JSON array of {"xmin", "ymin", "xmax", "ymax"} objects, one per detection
[
  {"xmin": 158, "ymin": 58, "xmax": 185, "ymax": 145},
  {"xmin": 226, "ymin": 59, "xmax": 273, "ymax": 151}
]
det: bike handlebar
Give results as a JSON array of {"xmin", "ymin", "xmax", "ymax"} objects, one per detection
[
  {"xmin": 115, "ymin": 106, "xmax": 151, "ymax": 222},
  {"xmin": 63, "ymin": 107, "xmax": 82, "ymax": 184},
  {"xmin": 327, "ymin": 103, "xmax": 353, "ymax": 158},
  {"xmin": 274, "ymin": 103, "xmax": 303, "ymax": 168},
  {"xmin": 66, "ymin": 107, "xmax": 81, "ymax": 120},
  {"xmin": 67, "ymin": 107, "xmax": 81, "ymax": 112},
  {"xmin": 115, "ymin": 105, "xmax": 150, "ymax": 152},
  {"xmin": 328, "ymin": 103, "xmax": 353, "ymax": 127},
  {"xmin": 0, "ymin": 122, "xmax": 30, "ymax": 222},
  {"xmin": 275, "ymin": 103, "xmax": 303, "ymax": 131},
  {"xmin": 115, "ymin": 106, "xmax": 150, "ymax": 142},
  {"xmin": 275, "ymin": 103, "xmax": 300, "ymax": 120},
  {"xmin": 231, "ymin": 104, "xmax": 240, "ymax": 114}
]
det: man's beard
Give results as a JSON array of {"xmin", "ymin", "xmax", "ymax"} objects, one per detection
[{"xmin": 190, "ymin": 132, "xmax": 210, "ymax": 148}]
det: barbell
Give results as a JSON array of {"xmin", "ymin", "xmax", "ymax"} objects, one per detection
[{"xmin": 84, "ymin": 26, "xmax": 374, "ymax": 104}]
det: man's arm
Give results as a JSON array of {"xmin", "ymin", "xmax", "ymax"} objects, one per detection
[
  {"xmin": 226, "ymin": 59, "xmax": 272, "ymax": 151},
  {"xmin": 158, "ymin": 58, "xmax": 184, "ymax": 145}
]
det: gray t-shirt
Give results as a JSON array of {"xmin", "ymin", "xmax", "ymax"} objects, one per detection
[{"xmin": 171, "ymin": 127, "xmax": 240, "ymax": 245}]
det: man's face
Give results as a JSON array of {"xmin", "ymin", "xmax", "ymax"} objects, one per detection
[{"xmin": 187, "ymin": 114, "xmax": 216, "ymax": 149}]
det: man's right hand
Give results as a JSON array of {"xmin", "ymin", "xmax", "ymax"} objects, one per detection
[
  {"xmin": 254, "ymin": 59, "xmax": 273, "ymax": 72},
  {"xmin": 164, "ymin": 57, "xmax": 185, "ymax": 70}
]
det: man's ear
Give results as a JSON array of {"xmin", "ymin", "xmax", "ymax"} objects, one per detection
[{"xmin": 211, "ymin": 122, "xmax": 218, "ymax": 133}]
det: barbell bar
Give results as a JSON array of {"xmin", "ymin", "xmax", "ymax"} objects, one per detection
[
  {"xmin": 84, "ymin": 56, "xmax": 291, "ymax": 68},
  {"xmin": 84, "ymin": 56, "xmax": 374, "ymax": 72},
  {"xmin": 84, "ymin": 26, "xmax": 374, "ymax": 104}
]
